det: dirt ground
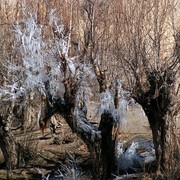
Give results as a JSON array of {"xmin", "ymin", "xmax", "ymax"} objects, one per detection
[{"xmin": 0, "ymin": 103, "xmax": 179, "ymax": 179}]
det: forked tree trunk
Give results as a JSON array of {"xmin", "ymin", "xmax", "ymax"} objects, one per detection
[
  {"xmin": 41, "ymin": 94, "xmax": 117, "ymax": 179},
  {"xmin": 133, "ymin": 67, "xmax": 179, "ymax": 174},
  {"xmin": 67, "ymin": 109, "xmax": 117, "ymax": 179},
  {"xmin": 65, "ymin": 111, "xmax": 117, "ymax": 180}
]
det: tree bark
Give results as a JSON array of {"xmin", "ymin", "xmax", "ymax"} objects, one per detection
[
  {"xmin": 143, "ymin": 103, "xmax": 179, "ymax": 174},
  {"xmin": 160, "ymin": 109, "xmax": 179, "ymax": 172},
  {"xmin": 0, "ymin": 115, "xmax": 18, "ymax": 173},
  {"xmin": 99, "ymin": 111, "xmax": 117, "ymax": 180},
  {"xmin": 132, "ymin": 68, "xmax": 180, "ymax": 174}
]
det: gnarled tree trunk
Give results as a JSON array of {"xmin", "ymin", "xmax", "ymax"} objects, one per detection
[
  {"xmin": 136, "ymin": 69, "xmax": 179, "ymax": 174},
  {"xmin": 41, "ymin": 95, "xmax": 117, "ymax": 179},
  {"xmin": 40, "ymin": 70, "xmax": 119, "ymax": 179}
]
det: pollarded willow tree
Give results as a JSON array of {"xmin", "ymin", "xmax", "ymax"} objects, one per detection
[
  {"xmin": 112, "ymin": 0, "xmax": 179, "ymax": 174},
  {"xmin": 0, "ymin": 1, "xmax": 129, "ymax": 179},
  {"xmin": 15, "ymin": 11, "xmax": 126, "ymax": 180}
]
